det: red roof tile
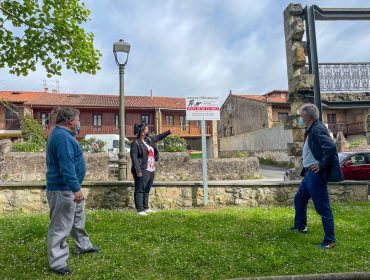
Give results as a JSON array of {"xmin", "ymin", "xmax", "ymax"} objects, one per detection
[
  {"xmin": 233, "ymin": 90, "xmax": 288, "ymax": 104},
  {"xmin": 0, "ymin": 91, "xmax": 45, "ymax": 103},
  {"xmin": 14, "ymin": 92, "xmax": 186, "ymax": 109}
]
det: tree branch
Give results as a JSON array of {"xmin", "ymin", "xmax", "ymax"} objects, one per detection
[{"xmin": 0, "ymin": 15, "xmax": 8, "ymax": 28}]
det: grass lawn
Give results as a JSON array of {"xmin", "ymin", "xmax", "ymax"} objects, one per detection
[{"xmin": 0, "ymin": 202, "xmax": 369, "ymax": 279}]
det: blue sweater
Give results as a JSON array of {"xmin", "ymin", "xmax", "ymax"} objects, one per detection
[{"xmin": 46, "ymin": 126, "xmax": 86, "ymax": 192}]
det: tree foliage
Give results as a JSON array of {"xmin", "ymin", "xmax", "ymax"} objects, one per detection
[
  {"xmin": 157, "ymin": 135, "xmax": 187, "ymax": 152},
  {"xmin": 0, "ymin": 0, "xmax": 101, "ymax": 77}
]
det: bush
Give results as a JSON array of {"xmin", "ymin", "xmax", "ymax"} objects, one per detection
[
  {"xmin": 20, "ymin": 116, "xmax": 46, "ymax": 147},
  {"xmin": 349, "ymin": 139, "xmax": 366, "ymax": 148},
  {"xmin": 79, "ymin": 137, "xmax": 105, "ymax": 153},
  {"xmin": 10, "ymin": 115, "xmax": 46, "ymax": 152},
  {"xmin": 12, "ymin": 142, "xmax": 44, "ymax": 152},
  {"xmin": 157, "ymin": 135, "xmax": 187, "ymax": 152}
]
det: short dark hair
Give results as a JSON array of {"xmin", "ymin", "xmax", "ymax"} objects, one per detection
[
  {"xmin": 55, "ymin": 107, "xmax": 80, "ymax": 124},
  {"xmin": 134, "ymin": 123, "xmax": 146, "ymax": 137}
]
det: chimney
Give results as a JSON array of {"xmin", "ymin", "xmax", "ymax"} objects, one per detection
[
  {"xmin": 44, "ymin": 87, "xmax": 49, "ymax": 93},
  {"xmin": 150, "ymin": 89, "xmax": 153, "ymax": 99}
]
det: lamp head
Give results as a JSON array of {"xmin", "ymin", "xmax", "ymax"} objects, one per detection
[{"xmin": 113, "ymin": 39, "xmax": 130, "ymax": 66}]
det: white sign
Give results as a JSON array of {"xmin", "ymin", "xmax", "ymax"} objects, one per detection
[{"xmin": 186, "ymin": 96, "xmax": 220, "ymax": 120}]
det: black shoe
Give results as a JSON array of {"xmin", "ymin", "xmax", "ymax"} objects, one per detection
[
  {"xmin": 51, "ymin": 265, "xmax": 72, "ymax": 275},
  {"xmin": 288, "ymin": 226, "xmax": 308, "ymax": 234},
  {"xmin": 76, "ymin": 246, "xmax": 101, "ymax": 254}
]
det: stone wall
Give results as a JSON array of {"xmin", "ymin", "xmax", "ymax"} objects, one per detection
[
  {"xmin": 219, "ymin": 124, "xmax": 293, "ymax": 153},
  {"xmin": 0, "ymin": 181, "xmax": 367, "ymax": 213},
  {"xmin": 0, "ymin": 152, "xmax": 109, "ymax": 181},
  {"xmin": 0, "ymin": 151, "xmax": 260, "ymax": 182},
  {"xmin": 127, "ymin": 152, "xmax": 260, "ymax": 180}
]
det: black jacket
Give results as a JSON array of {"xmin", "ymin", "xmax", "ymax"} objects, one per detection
[
  {"xmin": 301, "ymin": 120, "xmax": 343, "ymax": 182},
  {"xmin": 130, "ymin": 130, "xmax": 171, "ymax": 176}
]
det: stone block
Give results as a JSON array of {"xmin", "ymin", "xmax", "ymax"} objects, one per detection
[
  {"xmin": 285, "ymin": 3, "xmax": 303, "ymax": 16},
  {"xmin": 292, "ymin": 128, "xmax": 305, "ymax": 142},
  {"xmin": 352, "ymin": 186, "xmax": 368, "ymax": 199},
  {"xmin": 292, "ymin": 46, "xmax": 306, "ymax": 66},
  {"xmin": 0, "ymin": 139, "xmax": 12, "ymax": 154},
  {"xmin": 293, "ymin": 65, "xmax": 309, "ymax": 77},
  {"xmin": 291, "ymin": 74, "xmax": 314, "ymax": 93},
  {"xmin": 287, "ymin": 142, "xmax": 303, "ymax": 156}
]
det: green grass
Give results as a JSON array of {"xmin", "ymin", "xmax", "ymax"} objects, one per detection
[
  {"xmin": 189, "ymin": 152, "xmax": 202, "ymax": 159},
  {"xmin": 0, "ymin": 202, "xmax": 369, "ymax": 279}
]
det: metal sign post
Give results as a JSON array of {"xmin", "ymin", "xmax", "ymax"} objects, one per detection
[
  {"xmin": 200, "ymin": 119, "xmax": 208, "ymax": 205},
  {"xmin": 186, "ymin": 96, "xmax": 220, "ymax": 206}
]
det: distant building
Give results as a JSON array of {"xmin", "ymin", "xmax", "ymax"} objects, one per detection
[
  {"xmin": 0, "ymin": 91, "xmax": 217, "ymax": 154},
  {"xmin": 219, "ymin": 90, "xmax": 369, "ymax": 138}
]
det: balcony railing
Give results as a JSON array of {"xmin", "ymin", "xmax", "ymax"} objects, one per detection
[
  {"xmin": 319, "ymin": 63, "xmax": 370, "ymax": 92},
  {"xmin": 0, "ymin": 119, "xmax": 21, "ymax": 130},
  {"xmin": 42, "ymin": 124, "xmax": 155, "ymax": 138},
  {"xmin": 161, "ymin": 125, "xmax": 211, "ymax": 136},
  {"xmin": 328, "ymin": 122, "xmax": 365, "ymax": 136}
]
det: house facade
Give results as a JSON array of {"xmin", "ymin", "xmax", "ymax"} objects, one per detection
[
  {"xmin": 219, "ymin": 90, "xmax": 370, "ymax": 140},
  {"xmin": 0, "ymin": 91, "xmax": 44, "ymax": 139},
  {"xmin": 219, "ymin": 90, "xmax": 290, "ymax": 138},
  {"xmin": 0, "ymin": 91, "xmax": 216, "ymax": 153}
]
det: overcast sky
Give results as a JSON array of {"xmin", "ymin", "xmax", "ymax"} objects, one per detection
[{"xmin": 0, "ymin": 0, "xmax": 369, "ymax": 102}]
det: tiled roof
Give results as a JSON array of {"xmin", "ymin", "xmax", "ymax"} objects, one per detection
[
  {"xmin": 233, "ymin": 90, "xmax": 288, "ymax": 104},
  {"xmin": 0, "ymin": 91, "xmax": 45, "ymax": 103},
  {"xmin": 19, "ymin": 92, "xmax": 186, "ymax": 109}
]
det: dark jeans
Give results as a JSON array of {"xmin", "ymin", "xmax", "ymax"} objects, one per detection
[
  {"xmin": 133, "ymin": 170, "xmax": 155, "ymax": 212},
  {"xmin": 294, "ymin": 169, "xmax": 335, "ymax": 243}
]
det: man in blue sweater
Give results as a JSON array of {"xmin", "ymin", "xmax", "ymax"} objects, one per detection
[{"xmin": 46, "ymin": 107, "xmax": 100, "ymax": 275}]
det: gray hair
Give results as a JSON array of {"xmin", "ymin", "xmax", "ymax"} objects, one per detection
[
  {"xmin": 55, "ymin": 107, "xmax": 80, "ymax": 124},
  {"xmin": 300, "ymin": 103, "xmax": 319, "ymax": 120}
]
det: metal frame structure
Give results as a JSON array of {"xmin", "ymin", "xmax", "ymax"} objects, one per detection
[{"xmin": 304, "ymin": 5, "xmax": 370, "ymax": 121}]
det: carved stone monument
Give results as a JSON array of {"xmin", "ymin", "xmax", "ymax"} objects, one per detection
[{"xmin": 283, "ymin": 4, "xmax": 314, "ymax": 179}]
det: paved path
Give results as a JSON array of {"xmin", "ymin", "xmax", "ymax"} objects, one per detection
[{"xmin": 259, "ymin": 164, "xmax": 288, "ymax": 181}]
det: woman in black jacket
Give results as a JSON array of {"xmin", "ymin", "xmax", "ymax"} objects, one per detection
[{"xmin": 130, "ymin": 123, "xmax": 171, "ymax": 215}]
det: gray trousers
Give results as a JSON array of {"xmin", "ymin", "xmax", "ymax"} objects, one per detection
[{"xmin": 47, "ymin": 191, "xmax": 92, "ymax": 270}]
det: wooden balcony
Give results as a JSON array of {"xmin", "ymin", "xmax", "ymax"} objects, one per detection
[
  {"xmin": 0, "ymin": 119, "xmax": 21, "ymax": 130},
  {"xmin": 42, "ymin": 124, "xmax": 155, "ymax": 139},
  {"xmin": 328, "ymin": 122, "xmax": 365, "ymax": 136},
  {"xmin": 41, "ymin": 123, "xmax": 211, "ymax": 139},
  {"xmin": 161, "ymin": 125, "xmax": 211, "ymax": 137}
]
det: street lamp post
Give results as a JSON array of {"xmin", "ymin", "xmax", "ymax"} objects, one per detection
[{"xmin": 113, "ymin": 39, "xmax": 130, "ymax": 180}]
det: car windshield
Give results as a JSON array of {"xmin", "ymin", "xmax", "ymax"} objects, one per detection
[{"xmin": 338, "ymin": 153, "xmax": 348, "ymax": 162}]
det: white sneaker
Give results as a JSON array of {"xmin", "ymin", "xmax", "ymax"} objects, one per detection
[
  {"xmin": 145, "ymin": 209, "xmax": 156, "ymax": 214},
  {"xmin": 137, "ymin": 211, "xmax": 148, "ymax": 216}
]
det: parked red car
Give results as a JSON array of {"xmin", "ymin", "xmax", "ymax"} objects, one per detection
[{"xmin": 339, "ymin": 151, "xmax": 370, "ymax": 181}]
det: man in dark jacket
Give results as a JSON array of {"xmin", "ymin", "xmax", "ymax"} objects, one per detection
[
  {"xmin": 289, "ymin": 104, "xmax": 343, "ymax": 249},
  {"xmin": 46, "ymin": 107, "xmax": 100, "ymax": 275}
]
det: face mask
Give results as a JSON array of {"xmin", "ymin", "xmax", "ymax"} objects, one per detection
[
  {"xmin": 75, "ymin": 121, "xmax": 80, "ymax": 133},
  {"xmin": 298, "ymin": 117, "xmax": 305, "ymax": 127}
]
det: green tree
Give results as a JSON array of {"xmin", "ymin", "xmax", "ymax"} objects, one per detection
[{"xmin": 0, "ymin": 0, "xmax": 101, "ymax": 77}]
